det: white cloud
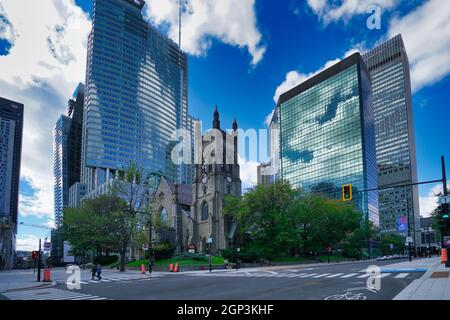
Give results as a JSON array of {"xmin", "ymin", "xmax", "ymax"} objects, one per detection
[
  {"xmin": 0, "ymin": 0, "xmax": 91, "ymax": 220},
  {"xmin": 388, "ymin": 0, "xmax": 450, "ymax": 92},
  {"xmin": 306, "ymin": 0, "xmax": 450, "ymax": 93},
  {"xmin": 16, "ymin": 234, "xmax": 40, "ymax": 251},
  {"xmin": 273, "ymin": 47, "xmax": 361, "ymax": 103},
  {"xmin": 145, "ymin": 0, "xmax": 266, "ymax": 66},
  {"xmin": 238, "ymin": 156, "xmax": 258, "ymax": 190},
  {"xmin": 307, "ymin": 0, "xmax": 400, "ymax": 24},
  {"xmin": 419, "ymin": 184, "xmax": 448, "ymax": 218}
]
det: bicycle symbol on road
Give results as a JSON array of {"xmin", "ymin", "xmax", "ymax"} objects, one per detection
[{"xmin": 325, "ymin": 291, "xmax": 367, "ymax": 301}]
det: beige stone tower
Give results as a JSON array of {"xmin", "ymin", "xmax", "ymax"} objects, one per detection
[{"xmin": 191, "ymin": 107, "xmax": 241, "ymax": 254}]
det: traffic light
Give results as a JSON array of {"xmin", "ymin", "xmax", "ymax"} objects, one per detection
[
  {"xmin": 342, "ymin": 184, "xmax": 353, "ymax": 202},
  {"xmin": 442, "ymin": 203, "xmax": 449, "ymax": 218},
  {"xmin": 438, "ymin": 204, "xmax": 450, "ymax": 232},
  {"xmin": 31, "ymin": 251, "xmax": 38, "ymax": 260}
]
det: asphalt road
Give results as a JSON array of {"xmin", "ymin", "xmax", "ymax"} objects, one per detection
[{"xmin": 0, "ymin": 259, "xmax": 424, "ymax": 300}]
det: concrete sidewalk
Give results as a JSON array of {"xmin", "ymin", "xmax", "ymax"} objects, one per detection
[
  {"xmin": 0, "ymin": 269, "xmax": 56, "ymax": 293},
  {"xmin": 0, "ymin": 267, "xmax": 164, "ymax": 293},
  {"xmin": 392, "ymin": 258, "xmax": 450, "ymax": 300}
]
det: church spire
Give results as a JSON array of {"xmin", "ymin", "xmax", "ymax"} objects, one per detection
[
  {"xmin": 232, "ymin": 117, "xmax": 238, "ymax": 131},
  {"xmin": 213, "ymin": 105, "xmax": 220, "ymax": 129}
]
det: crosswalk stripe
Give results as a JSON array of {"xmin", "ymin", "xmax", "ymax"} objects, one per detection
[
  {"xmin": 394, "ymin": 273, "xmax": 409, "ymax": 279},
  {"xmin": 341, "ymin": 273, "xmax": 358, "ymax": 278},
  {"xmin": 357, "ymin": 273, "xmax": 372, "ymax": 278},
  {"xmin": 326, "ymin": 273, "xmax": 344, "ymax": 278},
  {"xmin": 299, "ymin": 273, "xmax": 319, "ymax": 278},
  {"xmin": 376, "ymin": 273, "xmax": 391, "ymax": 279},
  {"xmin": 3, "ymin": 289, "xmax": 108, "ymax": 301},
  {"xmin": 312, "ymin": 273, "xmax": 331, "ymax": 278}
]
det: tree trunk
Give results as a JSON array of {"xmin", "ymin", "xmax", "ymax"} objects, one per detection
[{"xmin": 120, "ymin": 242, "xmax": 127, "ymax": 272}]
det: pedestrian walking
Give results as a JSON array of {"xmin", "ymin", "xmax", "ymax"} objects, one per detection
[
  {"xmin": 91, "ymin": 265, "xmax": 97, "ymax": 280},
  {"xmin": 96, "ymin": 264, "xmax": 102, "ymax": 280}
]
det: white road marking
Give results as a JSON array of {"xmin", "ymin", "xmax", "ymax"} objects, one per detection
[
  {"xmin": 326, "ymin": 273, "xmax": 344, "ymax": 278},
  {"xmin": 312, "ymin": 273, "xmax": 332, "ymax": 278},
  {"xmin": 341, "ymin": 273, "xmax": 358, "ymax": 278},
  {"xmin": 394, "ymin": 273, "xmax": 409, "ymax": 279}
]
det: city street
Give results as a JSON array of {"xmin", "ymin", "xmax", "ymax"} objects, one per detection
[{"xmin": 0, "ymin": 259, "xmax": 427, "ymax": 300}]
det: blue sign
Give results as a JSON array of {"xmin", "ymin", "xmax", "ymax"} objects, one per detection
[{"xmin": 397, "ymin": 216, "xmax": 408, "ymax": 232}]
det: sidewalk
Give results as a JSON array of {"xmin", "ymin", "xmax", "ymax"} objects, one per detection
[
  {"xmin": 392, "ymin": 257, "xmax": 450, "ymax": 300},
  {"xmin": 0, "ymin": 267, "xmax": 163, "ymax": 293},
  {"xmin": 0, "ymin": 270, "xmax": 56, "ymax": 293}
]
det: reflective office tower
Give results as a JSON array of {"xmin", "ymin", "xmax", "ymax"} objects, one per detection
[
  {"xmin": 81, "ymin": 0, "xmax": 193, "ymax": 195},
  {"xmin": 362, "ymin": 35, "xmax": 420, "ymax": 244},
  {"xmin": 53, "ymin": 116, "xmax": 71, "ymax": 228},
  {"xmin": 273, "ymin": 53, "xmax": 379, "ymax": 224},
  {"xmin": 0, "ymin": 97, "xmax": 23, "ymax": 270},
  {"xmin": 53, "ymin": 84, "xmax": 85, "ymax": 228}
]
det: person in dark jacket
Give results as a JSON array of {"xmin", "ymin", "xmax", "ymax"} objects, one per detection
[
  {"xmin": 91, "ymin": 265, "xmax": 97, "ymax": 280},
  {"xmin": 96, "ymin": 264, "xmax": 102, "ymax": 280}
]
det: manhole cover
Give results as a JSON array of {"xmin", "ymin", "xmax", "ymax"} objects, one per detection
[{"xmin": 431, "ymin": 272, "xmax": 449, "ymax": 279}]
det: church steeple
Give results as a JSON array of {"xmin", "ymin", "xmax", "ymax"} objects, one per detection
[
  {"xmin": 232, "ymin": 117, "xmax": 238, "ymax": 131},
  {"xmin": 213, "ymin": 106, "xmax": 220, "ymax": 129}
]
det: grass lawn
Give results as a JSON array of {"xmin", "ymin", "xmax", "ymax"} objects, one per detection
[
  {"xmin": 314, "ymin": 255, "xmax": 352, "ymax": 263},
  {"xmin": 270, "ymin": 256, "xmax": 315, "ymax": 264},
  {"xmin": 127, "ymin": 256, "xmax": 224, "ymax": 267}
]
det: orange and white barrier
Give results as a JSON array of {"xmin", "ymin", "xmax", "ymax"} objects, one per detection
[
  {"xmin": 43, "ymin": 268, "xmax": 52, "ymax": 282},
  {"xmin": 441, "ymin": 249, "xmax": 448, "ymax": 263}
]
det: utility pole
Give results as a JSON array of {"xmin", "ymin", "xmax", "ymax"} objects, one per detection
[
  {"xmin": 148, "ymin": 218, "xmax": 153, "ymax": 274},
  {"xmin": 441, "ymin": 156, "xmax": 448, "ymax": 249},
  {"xmin": 37, "ymin": 239, "xmax": 42, "ymax": 282},
  {"xmin": 442, "ymin": 156, "xmax": 448, "ymax": 196}
]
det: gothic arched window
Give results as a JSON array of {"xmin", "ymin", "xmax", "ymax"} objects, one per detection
[
  {"xmin": 160, "ymin": 207, "xmax": 168, "ymax": 223},
  {"xmin": 201, "ymin": 201, "xmax": 209, "ymax": 221}
]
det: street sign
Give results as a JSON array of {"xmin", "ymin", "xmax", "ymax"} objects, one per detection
[
  {"xmin": 439, "ymin": 196, "xmax": 450, "ymax": 205},
  {"xmin": 142, "ymin": 244, "xmax": 149, "ymax": 251},
  {"xmin": 43, "ymin": 242, "xmax": 52, "ymax": 252},
  {"xmin": 207, "ymin": 237, "xmax": 213, "ymax": 244},
  {"xmin": 406, "ymin": 236, "xmax": 414, "ymax": 244}
]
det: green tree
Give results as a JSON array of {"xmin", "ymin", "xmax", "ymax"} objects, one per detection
[
  {"xmin": 224, "ymin": 181, "xmax": 363, "ymax": 259},
  {"xmin": 111, "ymin": 163, "xmax": 152, "ymax": 271},
  {"xmin": 63, "ymin": 195, "xmax": 127, "ymax": 260},
  {"xmin": 343, "ymin": 220, "xmax": 378, "ymax": 259},
  {"xmin": 292, "ymin": 194, "xmax": 361, "ymax": 255},
  {"xmin": 380, "ymin": 233, "xmax": 406, "ymax": 255},
  {"xmin": 224, "ymin": 180, "xmax": 298, "ymax": 259}
]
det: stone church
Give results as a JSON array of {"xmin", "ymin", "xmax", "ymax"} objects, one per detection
[{"xmin": 151, "ymin": 107, "xmax": 241, "ymax": 254}]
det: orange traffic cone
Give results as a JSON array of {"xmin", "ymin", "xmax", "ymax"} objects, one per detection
[
  {"xmin": 169, "ymin": 263, "xmax": 174, "ymax": 272},
  {"xmin": 43, "ymin": 268, "xmax": 52, "ymax": 282},
  {"xmin": 441, "ymin": 249, "xmax": 448, "ymax": 264},
  {"xmin": 140, "ymin": 264, "xmax": 146, "ymax": 274},
  {"xmin": 174, "ymin": 263, "xmax": 179, "ymax": 273}
]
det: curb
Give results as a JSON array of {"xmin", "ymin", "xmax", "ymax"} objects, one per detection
[
  {"xmin": 2, "ymin": 281, "xmax": 57, "ymax": 293},
  {"xmin": 393, "ymin": 262, "xmax": 442, "ymax": 300}
]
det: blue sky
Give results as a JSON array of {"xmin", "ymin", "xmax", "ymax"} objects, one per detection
[{"xmin": 1, "ymin": 0, "xmax": 449, "ymax": 250}]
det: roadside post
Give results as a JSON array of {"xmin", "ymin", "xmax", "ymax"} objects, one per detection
[{"xmin": 207, "ymin": 236, "xmax": 213, "ymax": 272}]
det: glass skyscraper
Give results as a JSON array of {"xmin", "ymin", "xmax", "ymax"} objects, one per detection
[
  {"xmin": 53, "ymin": 84, "xmax": 85, "ymax": 228},
  {"xmin": 0, "ymin": 97, "xmax": 23, "ymax": 270},
  {"xmin": 363, "ymin": 35, "xmax": 420, "ymax": 244},
  {"xmin": 53, "ymin": 115, "xmax": 71, "ymax": 228},
  {"xmin": 81, "ymin": 0, "xmax": 193, "ymax": 194},
  {"xmin": 274, "ymin": 53, "xmax": 379, "ymax": 224}
]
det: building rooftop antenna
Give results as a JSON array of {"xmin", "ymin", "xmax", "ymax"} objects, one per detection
[{"xmin": 178, "ymin": 0, "xmax": 182, "ymax": 49}]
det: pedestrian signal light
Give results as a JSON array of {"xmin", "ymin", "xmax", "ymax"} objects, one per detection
[
  {"xmin": 342, "ymin": 184, "xmax": 353, "ymax": 202},
  {"xmin": 32, "ymin": 251, "xmax": 38, "ymax": 259}
]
